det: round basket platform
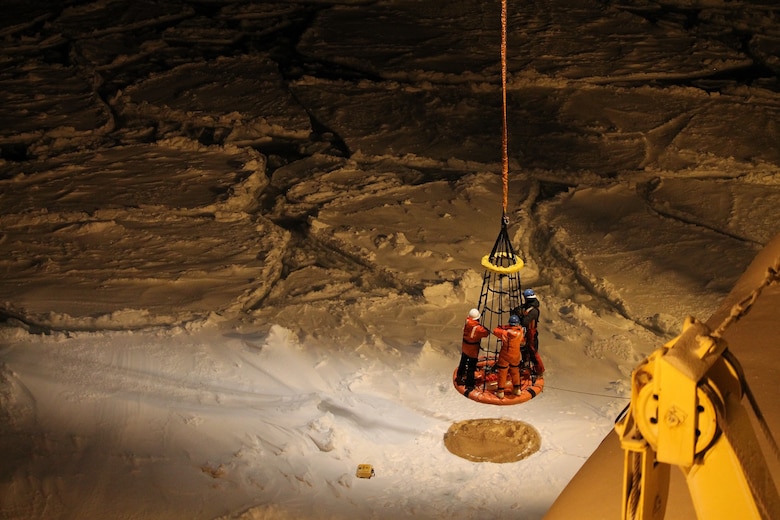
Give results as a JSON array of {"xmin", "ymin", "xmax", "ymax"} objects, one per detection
[{"xmin": 453, "ymin": 367, "xmax": 543, "ymax": 405}]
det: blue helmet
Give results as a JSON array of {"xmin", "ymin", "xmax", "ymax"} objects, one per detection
[
  {"xmin": 523, "ymin": 288, "xmax": 536, "ymax": 299},
  {"xmin": 509, "ymin": 314, "xmax": 521, "ymax": 326}
]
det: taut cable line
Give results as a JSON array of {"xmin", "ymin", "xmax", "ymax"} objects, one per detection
[{"xmin": 500, "ymin": 0, "xmax": 509, "ymax": 217}]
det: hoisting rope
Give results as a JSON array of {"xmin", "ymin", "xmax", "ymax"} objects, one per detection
[
  {"xmin": 712, "ymin": 258, "xmax": 780, "ymax": 338},
  {"xmin": 500, "ymin": 0, "xmax": 509, "ymax": 217},
  {"xmin": 481, "ymin": 0, "xmax": 521, "ymax": 274}
]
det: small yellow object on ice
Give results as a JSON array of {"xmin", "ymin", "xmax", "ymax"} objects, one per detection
[{"xmin": 355, "ymin": 464, "xmax": 375, "ymax": 479}]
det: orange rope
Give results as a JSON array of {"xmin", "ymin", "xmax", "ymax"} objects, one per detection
[{"xmin": 500, "ymin": 0, "xmax": 509, "ymax": 217}]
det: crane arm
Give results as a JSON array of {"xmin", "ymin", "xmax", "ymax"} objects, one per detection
[{"xmin": 615, "ymin": 316, "xmax": 780, "ymax": 520}]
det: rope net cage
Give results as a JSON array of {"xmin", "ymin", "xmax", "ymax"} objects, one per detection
[{"xmin": 479, "ymin": 218, "xmax": 524, "ymax": 360}]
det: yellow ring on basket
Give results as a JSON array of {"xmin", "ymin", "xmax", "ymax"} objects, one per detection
[{"xmin": 481, "ymin": 253, "xmax": 524, "ymax": 274}]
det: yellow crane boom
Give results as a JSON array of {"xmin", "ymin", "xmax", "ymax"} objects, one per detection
[{"xmin": 615, "ymin": 316, "xmax": 780, "ymax": 519}]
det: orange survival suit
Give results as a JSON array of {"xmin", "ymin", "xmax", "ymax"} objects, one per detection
[
  {"xmin": 492, "ymin": 321, "xmax": 525, "ymax": 397},
  {"xmin": 457, "ymin": 315, "xmax": 489, "ymax": 390}
]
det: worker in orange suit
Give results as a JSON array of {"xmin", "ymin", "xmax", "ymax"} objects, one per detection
[
  {"xmin": 457, "ymin": 308, "xmax": 490, "ymax": 392},
  {"xmin": 491, "ymin": 314, "xmax": 525, "ymax": 398}
]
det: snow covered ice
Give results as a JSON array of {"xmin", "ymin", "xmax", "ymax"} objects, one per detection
[{"xmin": 1, "ymin": 1, "xmax": 779, "ymax": 519}]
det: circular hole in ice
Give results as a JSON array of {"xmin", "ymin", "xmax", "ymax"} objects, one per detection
[{"xmin": 443, "ymin": 418, "xmax": 541, "ymax": 463}]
